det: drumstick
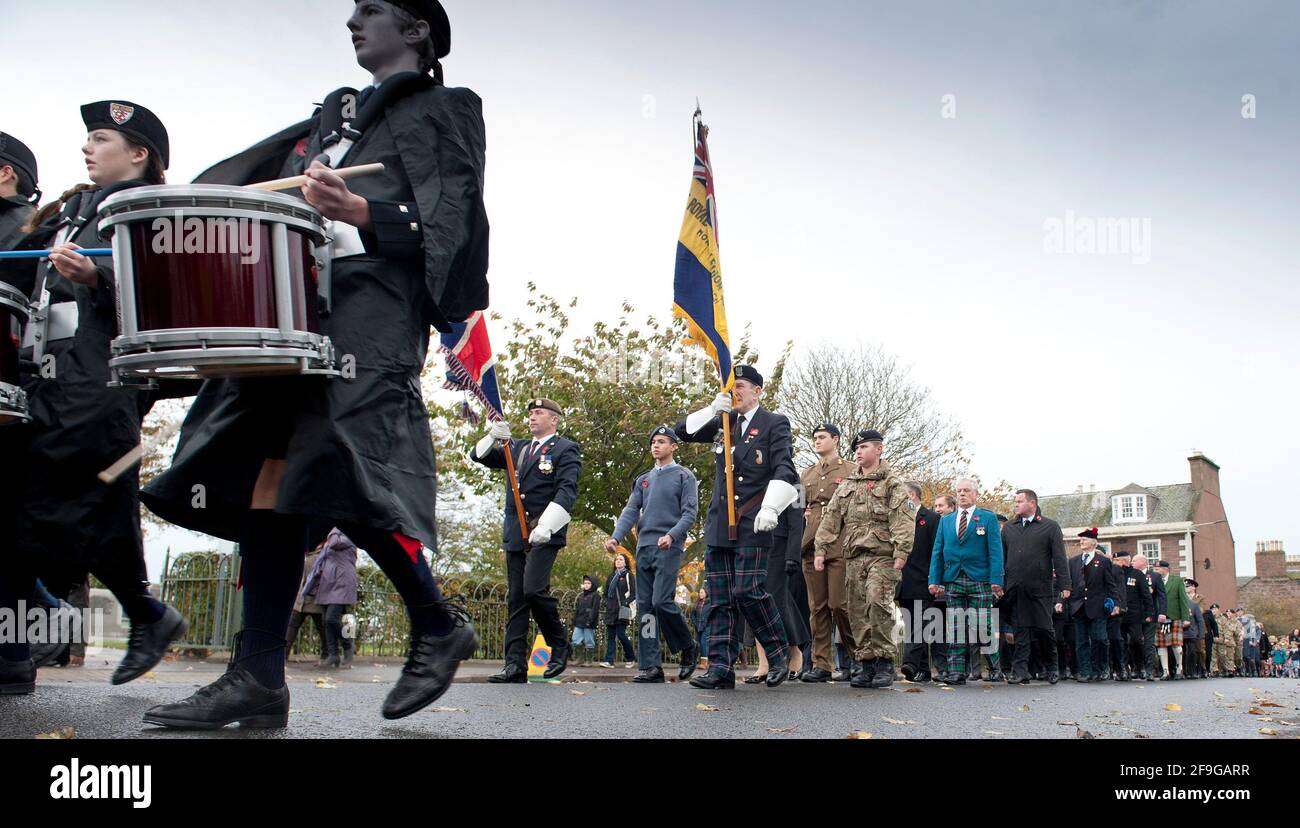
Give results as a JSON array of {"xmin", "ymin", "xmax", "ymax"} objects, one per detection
[
  {"xmin": 245, "ymin": 162, "xmax": 386, "ymax": 193},
  {"xmin": 0, "ymin": 248, "xmax": 113, "ymax": 260},
  {"xmin": 98, "ymin": 415, "xmax": 185, "ymax": 485}
]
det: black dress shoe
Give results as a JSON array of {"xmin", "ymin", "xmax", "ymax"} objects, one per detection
[
  {"xmin": 742, "ymin": 673, "xmax": 768, "ymax": 684},
  {"xmin": 801, "ymin": 667, "xmax": 832, "ymax": 683},
  {"xmin": 870, "ymin": 659, "xmax": 895, "ymax": 688},
  {"xmin": 831, "ymin": 667, "xmax": 852, "ymax": 682},
  {"xmin": 0, "ymin": 657, "xmax": 35, "ymax": 695},
  {"xmin": 901, "ymin": 663, "xmax": 919, "ymax": 682},
  {"xmin": 382, "ymin": 610, "xmax": 481, "ymax": 719},
  {"xmin": 543, "ymin": 642, "xmax": 569, "ymax": 680},
  {"xmin": 1047, "ymin": 671, "xmax": 1060, "ymax": 685},
  {"xmin": 689, "ymin": 669, "xmax": 736, "ymax": 690},
  {"xmin": 850, "ymin": 659, "xmax": 877, "ymax": 688},
  {"xmin": 142, "ymin": 668, "xmax": 289, "ymax": 729},
  {"xmin": 112, "ymin": 604, "xmax": 188, "ymax": 686},
  {"xmin": 987, "ymin": 670, "xmax": 1006, "ymax": 683},
  {"xmin": 914, "ymin": 672, "xmax": 932, "ymax": 683},
  {"xmin": 766, "ymin": 654, "xmax": 790, "ymax": 687},
  {"xmin": 632, "ymin": 666, "xmax": 665, "ymax": 683},
  {"xmin": 1007, "ymin": 672, "xmax": 1030, "ymax": 685},
  {"xmin": 678, "ymin": 642, "xmax": 699, "ymax": 681},
  {"xmin": 487, "ymin": 663, "xmax": 528, "ymax": 683}
]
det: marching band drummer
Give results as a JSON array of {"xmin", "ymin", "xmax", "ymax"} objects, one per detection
[
  {"xmin": 0, "ymin": 101, "xmax": 189, "ymax": 696},
  {"xmin": 140, "ymin": 0, "xmax": 489, "ymax": 728},
  {"xmin": 0, "ymin": 132, "xmax": 41, "ymax": 250}
]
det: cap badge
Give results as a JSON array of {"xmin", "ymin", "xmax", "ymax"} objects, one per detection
[{"xmin": 110, "ymin": 103, "xmax": 135, "ymax": 125}]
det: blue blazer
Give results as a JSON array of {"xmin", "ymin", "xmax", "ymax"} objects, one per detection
[{"xmin": 928, "ymin": 508, "xmax": 1004, "ymax": 587}]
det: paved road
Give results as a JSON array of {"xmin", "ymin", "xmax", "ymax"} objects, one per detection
[{"xmin": 4, "ymin": 650, "xmax": 1297, "ymax": 739}]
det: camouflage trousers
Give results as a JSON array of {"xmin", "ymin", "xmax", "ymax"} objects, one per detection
[
  {"xmin": 846, "ymin": 554, "xmax": 901, "ymax": 662},
  {"xmin": 1215, "ymin": 635, "xmax": 1242, "ymax": 672}
]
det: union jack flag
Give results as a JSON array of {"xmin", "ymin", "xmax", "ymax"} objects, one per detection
[{"xmin": 438, "ymin": 311, "xmax": 504, "ymax": 424}]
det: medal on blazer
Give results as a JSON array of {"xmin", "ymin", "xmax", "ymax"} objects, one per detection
[
  {"xmin": 538, "ymin": 444, "xmax": 554, "ymax": 474},
  {"xmin": 976, "ymin": 526, "xmax": 986, "ymax": 536}
]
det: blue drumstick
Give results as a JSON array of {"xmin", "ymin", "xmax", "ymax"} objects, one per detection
[{"xmin": 0, "ymin": 248, "xmax": 113, "ymax": 260}]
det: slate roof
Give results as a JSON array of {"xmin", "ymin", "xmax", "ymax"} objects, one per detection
[{"xmin": 1039, "ymin": 483, "xmax": 1197, "ymax": 529}]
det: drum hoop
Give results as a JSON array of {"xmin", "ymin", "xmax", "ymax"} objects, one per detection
[
  {"xmin": 98, "ymin": 206, "xmax": 328, "ymax": 245},
  {"xmin": 0, "ymin": 382, "xmax": 30, "ymax": 421},
  {"xmin": 98, "ymin": 184, "xmax": 322, "ymax": 219},
  {"xmin": 0, "ymin": 292, "xmax": 30, "ymax": 320},
  {"xmin": 110, "ymin": 346, "xmax": 340, "ymax": 379},
  {"xmin": 113, "ymin": 327, "xmax": 330, "ymax": 349}
]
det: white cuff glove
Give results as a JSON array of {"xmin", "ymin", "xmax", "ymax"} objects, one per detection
[
  {"xmin": 753, "ymin": 479, "xmax": 797, "ymax": 532},
  {"xmin": 529, "ymin": 501, "xmax": 571, "ymax": 545},
  {"xmin": 684, "ymin": 392, "xmax": 734, "ymax": 434},
  {"xmin": 473, "ymin": 420, "xmax": 513, "ymax": 459}
]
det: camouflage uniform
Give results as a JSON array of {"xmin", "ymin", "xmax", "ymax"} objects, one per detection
[
  {"xmin": 814, "ymin": 459, "xmax": 913, "ymax": 666},
  {"xmin": 1225, "ymin": 615, "xmax": 1244, "ymax": 673}
]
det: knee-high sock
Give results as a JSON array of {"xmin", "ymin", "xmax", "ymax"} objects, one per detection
[
  {"xmin": 1172, "ymin": 645, "xmax": 1183, "ymax": 675},
  {"xmin": 234, "ymin": 513, "xmax": 307, "ymax": 688},
  {"xmin": 1158, "ymin": 649, "xmax": 1169, "ymax": 673}
]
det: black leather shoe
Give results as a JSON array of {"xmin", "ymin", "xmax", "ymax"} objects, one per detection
[
  {"xmin": 142, "ymin": 668, "xmax": 289, "ymax": 729},
  {"xmin": 987, "ymin": 670, "xmax": 1006, "ymax": 683},
  {"xmin": 742, "ymin": 673, "xmax": 768, "ymax": 684},
  {"xmin": 632, "ymin": 666, "xmax": 665, "ymax": 683},
  {"xmin": 488, "ymin": 663, "xmax": 527, "ymax": 683},
  {"xmin": 678, "ymin": 642, "xmax": 699, "ymax": 681},
  {"xmin": 939, "ymin": 672, "xmax": 966, "ymax": 686},
  {"xmin": 1047, "ymin": 671, "xmax": 1060, "ymax": 685},
  {"xmin": 871, "ymin": 660, "xmax": 895, "ymax": 688},
  {"xmin": 689, "ymin": 669, "xmax": 736, "ymax": 690},
  {"xmin": 383, "ymin": 609, "xmax": 481, "ymax": 719},
  {"xmin": 801, "ymin": 667, "xmax": 832, "ymax": 683},
  {"xmin": 914, "ymin": 672, "xmax": 932, "ymax": 683},
  {"xmin": 543, "ymin": 642, "xmax": 569, "ymax": 680},
  {"xmin": 901, "ymin": 663, "xmax": 919, "ymax": 682},
  {"xmin": 850, "ymin": 659, "xmax": 877, "ymax": 688},
  {"xmin": 1007, "ymin": 672, "xmax": 1030, "ymax": 685},
  {"xmin": 112, "ymin": 604, "xmax": 188, "ymax": 686},
  {"xmin": 0, "ymin": 657, "xmax": 35, "ymax": 695},
  {"xmin": 831, "ymin": 666, "xmax": 852, "ymax": 681},
  {"xmin": 766, "ymin": 654, "xmax": 790, "ymax": 687}
]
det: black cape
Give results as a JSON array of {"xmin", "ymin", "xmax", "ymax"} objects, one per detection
[{"xmin": 140, "ymin": 76, "xmax": 489, "ymax": 548}]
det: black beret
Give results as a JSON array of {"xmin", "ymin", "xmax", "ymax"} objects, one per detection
[
  {"xmin": 527, "ymin": 397, "xmax": 563, "ymax": 416},
  {"xmin": 851, "ymin": 429, "xmax": 884, "ymax": 450},
  {"xmin": 649, "ymin": 425, "xmax": 680, "ymax": 445},
  {"xmin": 1112, "ymin": 550, "xmax": 1130, "ymax": 558},
  {"xmin": 380, "ymin": 0, "xmax": 452, "ymax": 59},
  {"xmin": 0, "ymin": 132, "xmax": 38, "ymax": 188},
  {"xmin": 81, "ymin": 100, "xmax": 169, "ymax": 169},
  {"xmin": 1184, "ymin": 578, "xmax": 1198, "ymax": 587},
  {"xmin": 812, "ymin": 423, "xmax": 840, "ymax": 438},
  {"xmin": 1077, "ymin": 527, "xmax": 1099, "ymax": 539},
  {"xmin": 733, "ymin": 365, "xmax": 763, "ymax": 388},
  {"xmin": 1157, "ymin": 560, "xmax": 1171, "ymax": 569}
]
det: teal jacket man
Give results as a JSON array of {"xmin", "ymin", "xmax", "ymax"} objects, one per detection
[{"xmin": 929, "ymin": 507, "xmax": 1005, "ymax": 587}]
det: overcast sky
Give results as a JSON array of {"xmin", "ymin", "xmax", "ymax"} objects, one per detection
[{"xmin": 6, "ymin": 1, "xmax": 1296, "ymax": 579}]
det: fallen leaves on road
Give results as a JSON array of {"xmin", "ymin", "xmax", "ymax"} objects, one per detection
[
  {"xmin": 1259, "ymin": 701, "xmax": 1283, "ymax": 708},
  {"xmin": 1162, "ymin": 719, "xmax": 1177, "ymax": 724},
  {"xmin": 847, "ymin": 731, "xmax": 874, "ymax": 739},
  {"xmin": 1057, "ymin": 720, "xmax": 1079, "ymax": 726},
  {"xmin": 939, "ymin": 686, "xmax": 955, "ymax": 692},
  {"xmin": 1259, "ymin": 728, "xmax": 1279, "ymax": 736},
  {"xmin": 142, "ymin": 671, "xmax": 157, "ymax": 681},
  {"xmin": 569, "ymin": 690, "xmax": 587, "ymax": 696},
  {"xmin": 882, "ymin": 717, "xmax": 919, "ymax": 725},
  {"xmin": 695, "ymin": 704, "xmax": 720, "ymax": 712},
  {"xmin": 1076, "ymin": 728, "xmax": 1094, "ymax": 739},
  {"xmin": 1163, "ymin": 703, "xmax": 1182, "ymax": 712},
  {"xmin": 985, "ymin": 731, "xmax": 1003, "ymax": 736},
  {"xmin": 425, "ymin": 707, "xmax": 468, "ymax": 714},
  {"xmin": 902, "ymin": 687, "xmax": 924, "ymax": 693},
  {"xmin": 1248, "ymin": 708, "xmax": 1266, "ymax": 715},
  {"xmin": 767, "ymin": 726, "xmax": 798, "ymax": 734},
  {"xmin": 34, "ymin": 727, "xmax": 75, "ymax": 740},
  {"xmin": 1019, "ymin": 704, "xmax": 1031, "ymax": 712},
  {"xmin": 1248, "ymin": 687, "xmax": 1261, "ymax": 694},
  {"xmin": 1213, "ymin": 691, "xmax": 1225, "ymax": 698},
  {"xmin": 991, "ymin": 715, "xmax": 1011, "ymax": 721},
  {"xmin": 315, "ymin": 678, "xmax": 338, "ymax": 689}
]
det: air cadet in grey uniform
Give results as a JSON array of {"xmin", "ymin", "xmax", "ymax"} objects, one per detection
[
  {"xmin": 814, "ymin": 429, "xmax": 913, "ymax": 688},
  {"xmin": 607, "ymin": 426, "xmax": 700, "ymax": 683}
]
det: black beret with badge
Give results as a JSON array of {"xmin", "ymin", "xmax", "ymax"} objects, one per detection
[
  {"xmin": 81, "ymin": 100, "xmax": 170, "ymax": 169},
  {"xmin": 733, "ymin": 364, "xmax": 763, "ymax": 388},
  {"xmin": 812, "ymin": 423, "xmax": 840, "ymax": 438},
  {"xmin": 649, "ymin": 425, "xmax": 680, "ymax": 446},
  {"xmin": 527, "ymin": 397, "xmax": 563, "ymax": 416},
  {"xmin": 851, "ymin": 428, "xmax": 884, "ymax": 450}
]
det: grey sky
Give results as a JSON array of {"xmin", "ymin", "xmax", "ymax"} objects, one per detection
[{"xmin": 5, "ymin": 1, "xmax": 1296, "ymax": 579}]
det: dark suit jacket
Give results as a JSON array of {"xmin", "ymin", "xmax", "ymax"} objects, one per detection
[
  {"xmin": 674, "ymin": 405, "xmax": 797, "ymax": 548},
  {"xmin": 898, "ymin": 506, "xmax": 940, "ymax": 601},
  {"xmin": 1145, "ymin": 569, "xmax": 1167, "ymax": 618},
  {"xmin": 1067, "ymin": 552, "xmax": 1121, "ymax": 621},
  {"xmin": 1119, "ymin": 565, "xmax": 1154, "ymax": 621},
  {"xmin": 473, "ymin": 434, "xmax": 581, "ymax": 552}
]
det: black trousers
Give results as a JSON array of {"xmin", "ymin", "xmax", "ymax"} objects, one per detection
[
  {"xmin": 1011, "ymin": 625, "xmax": 1058, "ymax": 677},
  {"xmin": 285, "ymin": 610, "xmax": 326, "ymax": 654},
  {"xmin": 504, "ymin": 544, "xmax": 565, "ymax": 668},
  {"xmin": 1121, "ymin": 618, "xmax": 1146, "ymax": 674},
  {"xmin": 1142, "ymin": 621, "xmax": 1158, "ymax": 674}
]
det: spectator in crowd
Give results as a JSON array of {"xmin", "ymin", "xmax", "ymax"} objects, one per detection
[
  {"xmin": 570, "ymin": 575, "xmax": 601, "ymax": 666},
  {"xmin": 286, "ymin": 545, "xmax": 329, "ymax": 668},
  {"xmin": 303, "ymin": 528, "xmax": 359, "ymax": 669},
  {"xmin": 598, "ymin": 553, "xmax": 636, "ymax": 668},
  {"xmin": 1240, "ymin": 613, "xmax": 1261, "ymax": 677}
]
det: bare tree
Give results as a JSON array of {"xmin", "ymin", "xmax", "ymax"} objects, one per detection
[{"xmin": 777, "ymin": 343, "xmax": 967, "ymax": 478}]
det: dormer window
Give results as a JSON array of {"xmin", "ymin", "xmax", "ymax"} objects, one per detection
[{"xmin": 1112, "ymin": 494, "xmax": 1147, "ymax": 524}]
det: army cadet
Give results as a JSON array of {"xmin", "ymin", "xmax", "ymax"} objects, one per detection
[
  {"xmin": 675, "ymin": 365, "xmax": 798, "ymax": 690},
  {"xmin": 798, "ymin": 423, "xmax": 858, "ymax": 682},
  {"xmin": 606, "ymin": 426, "xmax": 700, "ymax": 683},
  {"xmin": 0, "ymin": 132, "xmax": 40, "ymax": 250},
  {"xmin": 1224, "ymin": 607, "xmax": 1245, "ymax": 676},
  {"xmin": 473, "ymin": 398, "xmax": 582, "ymax": 683},
  {"xmin": 814, "ymin": 429, "xmax": 913, "ymax": 689}
]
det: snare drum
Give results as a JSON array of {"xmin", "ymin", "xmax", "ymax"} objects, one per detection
[
  {"xmin": 97, "ymin": 184, "xmax": 339, "ymax": 385},
  {"xmin": 0, "ymin": 280, "xmax": 31, "ymax": 424}
]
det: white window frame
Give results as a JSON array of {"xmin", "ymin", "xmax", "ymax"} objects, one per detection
[
  {"xmin": 1112, "ymin": 494, "xmax": 1148, "ymax": 524},
  {"xmin": 1137, "ymin": 539, "xmax": 1161, "ymax": 561}
]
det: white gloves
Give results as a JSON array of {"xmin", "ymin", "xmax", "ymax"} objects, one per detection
[
  {"xmin": 754, "ymin": 480, "xmax": 798, "ymax": 532},
  {"xmin": 473, "ymin": 420, "xmax": 513, "ymax": 459},
  {"xmin": 685, "ymin": 392, "xmax": 735, "ymax": 434},
  {"xmin": 529, "ymin": 501, "xmax": 572, "ymax": 545}
]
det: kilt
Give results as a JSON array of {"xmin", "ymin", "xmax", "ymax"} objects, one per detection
[{"xmin": 1155, "ymin": 621, "xmax": 1184, "ymax": 648}]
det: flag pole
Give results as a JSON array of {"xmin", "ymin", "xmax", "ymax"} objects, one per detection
[
  {"xmin": 498, "ymin": 425, "xmax": 532, "ymax": 551},
  {"xmin": 694, "ymin": 106, "xmax": 739, "ymax": 542}
]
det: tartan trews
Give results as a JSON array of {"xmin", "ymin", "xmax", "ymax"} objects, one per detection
[
  {"xmin": 703, "ymin": 545, "xmax": 788, "ymax": 673},
  {"xmin": 941, "ymin": 575, "xmax": 995, "ymax": 677}
]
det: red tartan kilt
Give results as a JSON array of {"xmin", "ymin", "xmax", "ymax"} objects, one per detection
[{"xmin": 1156, "ymin": 622, "xmax": 1184, "ymax": 648}]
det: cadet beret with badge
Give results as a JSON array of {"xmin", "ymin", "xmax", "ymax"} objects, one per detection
[
  {"xmin": 527, "ymin": 398, "xmax": 563, "ymax": 416},
  {"xmin": 812, "ymin": 423, "xmax": 841, "ymax": 438},
  {"xmin": 733, "ymin": 365, "xmax": 763, "ymax": 388},
  {"xmin": 851, "ymin": 429, "xmax": 884, "ymax": 450},
  {"xmin": 81, "ymin": 100, "xmax": 170, "ymax": 169},
  {"xmin": 650, "ymin": 425, "xmax": 680, "ymax": 446}
]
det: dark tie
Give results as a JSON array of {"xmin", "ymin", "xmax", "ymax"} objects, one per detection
[
  {"xmin": 958, "ymin": 510, "xmax": 968, "ymax": 540},
  {"xmin": 523, "ymin": 441, "xmax": 539, "ymax": 464}
]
